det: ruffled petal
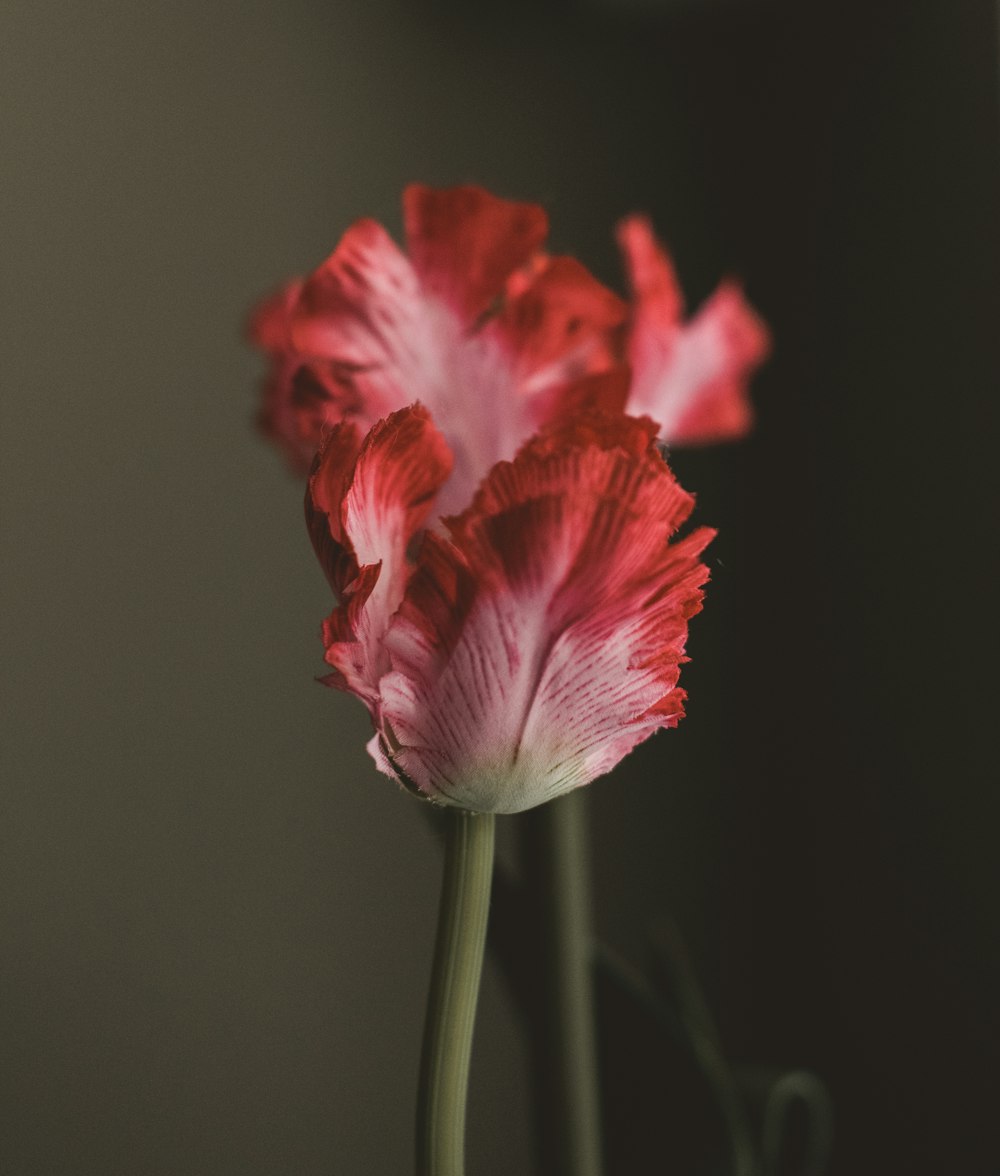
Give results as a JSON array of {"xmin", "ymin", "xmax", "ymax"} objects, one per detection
[
  {"xmin": 490, "ymin": 255, "xmax": 626, "ymax": 411},
  {"xmin": 656, "ymin": 283, "xmax": 771, "ymax": 445},
  {"xmin": 290, "ymin": 218, "xmax": 436, "ymax": 420},
  {"xmin": 403, "ymin": 184, "xmax": 549, "ymax": 323},
  {"xmin": 248, "ymin": 280, "xmax": 332, "ymax": 474},
  {"xmin": 374, "ymin": 414, "xmax": 713, "ymax": 813},
  {"xmin": 248, "ymin": 279, "xmax": 302, "ymax": 353},
  {"xmin": 305, "ymin": 418, "xmax": 363, "ymax": 594},
  {"xmin": 306, "ymin": 405, "xmax": 453, "ymax": 706},
  {"xmin": 618, "ymin": 215, "xmax": 770, "ymax": 445},
  {"xmin": 617, "ymin": 216, "xmax": 684, "ymax": 327}
]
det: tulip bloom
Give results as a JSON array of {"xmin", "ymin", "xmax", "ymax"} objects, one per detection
[
  {"xmin": 307, "ymin": 402, "xmax": 712, "ymax": 814},
  {"xmin": 249, "ymin": 185, "xmax": 768, "ymax": 491}
]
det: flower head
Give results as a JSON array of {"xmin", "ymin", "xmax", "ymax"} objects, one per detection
[
  {"xmin": 306, "ymin": 399, "xmax": 712, "ymax": 814},
  {"xmin": 250, "ymin": 186, "xmax": 769, "ymax": 480}
]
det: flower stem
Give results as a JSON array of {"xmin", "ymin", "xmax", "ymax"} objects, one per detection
[
  {"xmin": 417, "ymin": 808, "xmax": 496, "ymax": 1176},
  {"xmin": 540, "ymin": 789, "xmax": 604, "ymax": 1176}
]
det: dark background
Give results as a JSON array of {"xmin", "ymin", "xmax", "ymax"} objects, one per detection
[{"xmin": 2, "ymin": 0, "xmax": 997, "ymax": 1173}]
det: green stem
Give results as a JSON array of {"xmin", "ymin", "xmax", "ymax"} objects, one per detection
[
  {"xmin": 541, "ymin": 789, "xmax": 603, "ymax": 1176},
  {"xmin": 417, "ymin": 808, "xmax": 496, "ymax": 1176}
]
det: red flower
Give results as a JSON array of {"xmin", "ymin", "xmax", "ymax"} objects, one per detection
[
  {"xmin": 307, "ymin": 403, "xmax": 712, "ymax": 814},
  {"xmin": 248, "ymin": 187, "xmax": 769, "ymax": 492}
]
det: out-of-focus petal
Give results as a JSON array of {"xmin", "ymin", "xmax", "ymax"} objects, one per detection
[
  {"xmin": 248, "ymin": 280, "xmax": 333, "ymax": 474},
  {"xmin": 424, "ymin": 256, "xmax": 628, "ymax": 518},
  {"xmin": 492, "ymin": 255, "xmax": 626, "ymax": 405},
  {"xmin": 542, "ymin": 367, "xmax": 632, "ymax": 427},
  {"xmin": 375, "ymin": 414, "xmax": 713, "ymax": 813},
  {"xmin": 617, "ymin": 215, "xmax": 684, "ymax": 327},
  {"xmin": 291, "ymin": 218, "xmax": 433, "ymax": 422},
  {"xmin": 306, "ymin": 405, "xmax": 452, "ymax": 705},
  {"xmin": 618, "ymin": 215, "xmax": 770, "ymax": 445},
  {"xmin": 657, "ymin": 283, "xmax": 771, "ymax": 445},
  {"xmin": 248, "ymin": 279, "xmax": 302, "ymax": 353},
  {"xmin": 403, "ymin": 183, "xmax": 549, "ymax": 323}
]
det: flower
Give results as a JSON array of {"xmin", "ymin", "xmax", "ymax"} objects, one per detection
[
  {"xmin": 307, "ymin": 402, "xmax": 713, "ymax": 814},
  {"xmin": 248, "ymin": 186, "xmax": 769, "ymax": 491},
  {"xmin": 250, "ymin": 184, "xmax": 767, "ymax": 813}
]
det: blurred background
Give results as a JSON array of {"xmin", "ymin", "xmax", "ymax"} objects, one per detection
[{"xmin": 2, "ymin": 0, "xmax": 997, "ymax": 1172}]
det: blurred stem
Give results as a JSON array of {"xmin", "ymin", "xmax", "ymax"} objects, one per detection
[
  {"xmin": 540, "ymin": 789, "xmax": 604, "ymax": 1176},
  {"xmin": 649, "ymin": 919, "xmax": 758, "ymax": 1176},
  {"xmin": 417, "ymin": 808, "xmax": 496, "ymax": 1176}
]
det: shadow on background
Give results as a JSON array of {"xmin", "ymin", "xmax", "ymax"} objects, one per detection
[{"xmin": 2, "ymin": 0, "xmax": 997, "ymax": 1173}]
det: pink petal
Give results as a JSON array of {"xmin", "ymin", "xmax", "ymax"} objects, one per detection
[
  {"xmin": 306, "ymin": 405, "xmax": 453, "ymax": 706},
  {"xmin": 618, "ymin": 215, "xmax": 770, "ymax": 445},
  {"xmin": 375, "ymin": 414, "xmax": 713, "ymax": 813},
  {"xmin": 403, "ymin": 183, "xmax": 549, "ymax": 323}
]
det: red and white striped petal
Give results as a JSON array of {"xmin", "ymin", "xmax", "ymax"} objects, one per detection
[
  {"xmin": 291, "ymin": 218, "xmax": 438, "ymax": 425},
  {"xmin": 374, "ymin": 414, "xmax": 713, "ymax": 813},
  {"xmin": 403, "ymin": 183, "xmax": 549, "ymax": 323},
  {"xmin": 248, "ymin": 279, "xmax": 329, "ymax": 474},
  {"xmin": 306, "ymin": 405, "xmax": 452, "ymax": 707},
  {"xmin": 618, "ymin": 215, "xmax": 770, "ymax": 445},
  {"xmin": 490, "ymin": 255, "xmax": 626, "ymax": 419}
]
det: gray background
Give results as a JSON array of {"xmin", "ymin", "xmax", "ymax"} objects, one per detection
[{"xmin": 3, "ymin": 1, "xmax": 999, "ymax": 1173}]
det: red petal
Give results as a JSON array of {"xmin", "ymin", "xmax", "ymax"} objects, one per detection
[
  {"xmin": 256, "ymin": 215, "xmax": 465, "ymax": 474},
  {"xmin": 403, "ymin": 183, "xmax": 549, "ymax": 323},
  {"xmin": 490, "ymin": 255, "xmax": 626, "ymax": 416},
  {"xmin": 534, "ymin": 367, "xmax": 632, "ymax": 430},
  {"xmin": 617, "ymin": 215, "xmax": 684, "ymax": 328},
  {"xmin": 376, "ymin": 414, "xmax": 713, "ymax": 812},
  {"xmin": 618, "ymin": 215, "xmax": 770, "ymax": 445},
  {"xmin": 249, "ymin": 280, "xmax": 338, "ymax": 475},
  {"xmin": 293, "ymin": 220, "xmax": 414, "ymax": 365},
  {"xmin": 247, "ymin": 279, "xmax": 302, "ymax": 353},
  {"xmin": 259, "ymin": 363, "xmax": 359, "ymax": 476},
  {"xmin": 290, "ymin": 218, "xmax": 425, "ymax": 416},
  {"xmin": 664, "ymin": 283, "xmax": 771, "ymax": 445},
  {"xmin": 306, "ymin": 405, "xmax": 453, "ymax": 707},
  {"xmin": 305, "ymin": 419, "xmax": 363, "ymax": 592}
]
